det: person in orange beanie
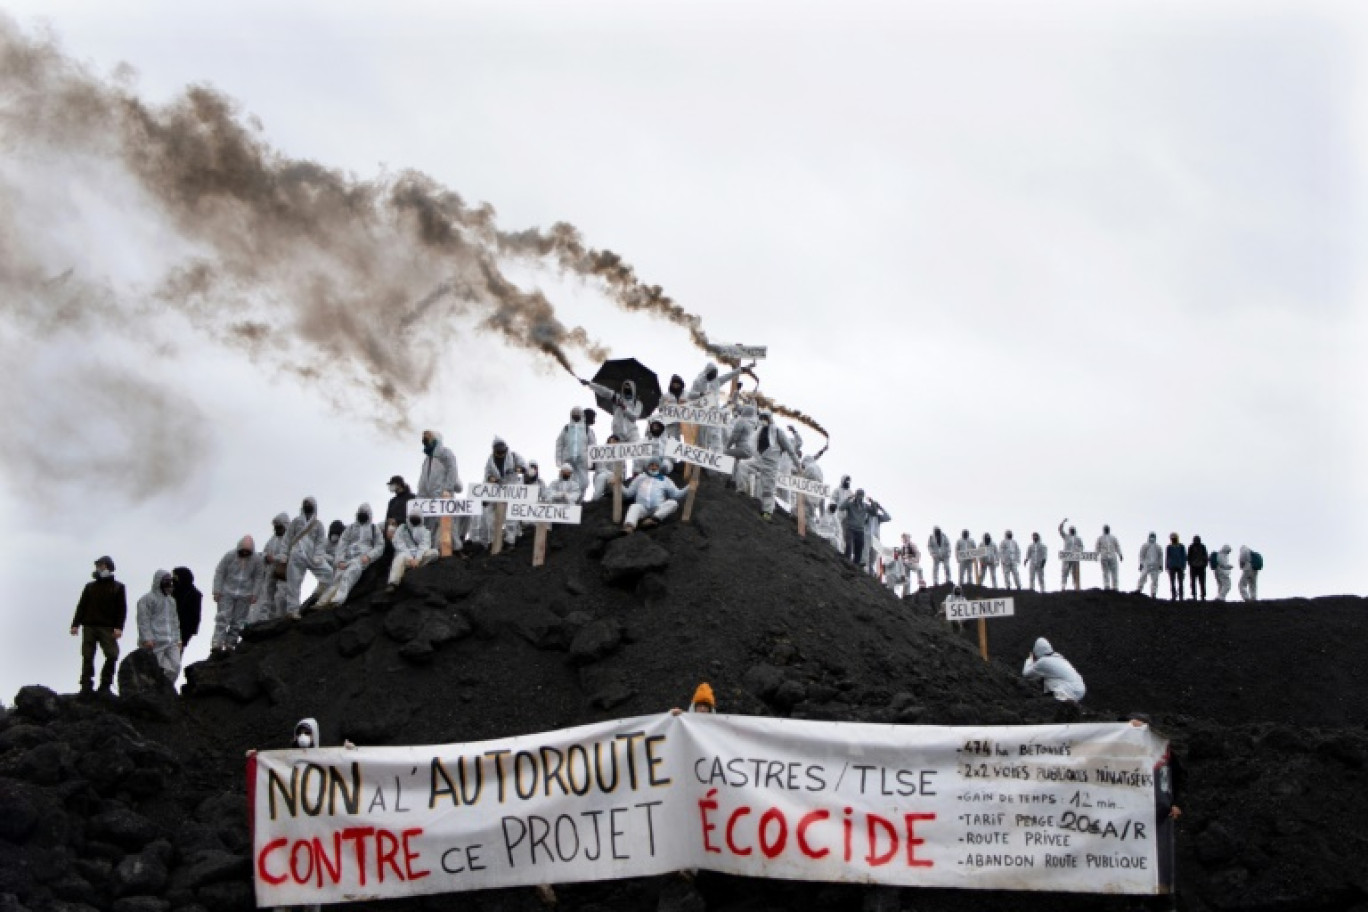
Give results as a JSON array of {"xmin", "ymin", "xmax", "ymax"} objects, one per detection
[{"xmin": 672, "ymin": 682, "xmax": 716, "ymax": 715}]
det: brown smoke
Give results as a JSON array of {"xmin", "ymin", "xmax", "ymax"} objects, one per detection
[{"xmin": 749, "ymin": 392, "xmax": 830, "ymax": 442}]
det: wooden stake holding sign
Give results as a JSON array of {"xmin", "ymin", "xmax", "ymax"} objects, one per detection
[
  {"xmin": 532, "ymin": 523, "xmax": 549, "ymax": 567},
  {"xmin": 943, "ymin": 596, "xmax": 1016, "ymax": 662},
  {"xmin": 795, "ymin": 494, "xmax": 807, "ymax": 538},
  {"xmin": 682, "ymin": 471, "xmax": 701, "ymax": 523},
  {"xmin": 612, "ymin": 463, "xmax": 623, "ymax": 524},
  {"xmin": 490, "ymin": 503, "xmax": 508, "ymax": 555}
]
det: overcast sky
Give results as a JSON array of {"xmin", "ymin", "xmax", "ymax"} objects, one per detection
[{"xmin": 1, "ymin": 0, "xmax": 1364, "ymax": 702}]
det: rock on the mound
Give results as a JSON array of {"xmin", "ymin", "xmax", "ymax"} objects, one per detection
[
  {"xmin": 569, "ymin": 619, "xmax": 622, "ymax": 665},
  {"xmin": 13, "ymin": 686, "xmax": 61, "ymax": 723},
  {"xmin": 600, "ymin": 535, "xmax": 671, "ymax": 584},
  {"xmin": 117, "ymin": 649, "xmax": 176, "ymax": 699}
]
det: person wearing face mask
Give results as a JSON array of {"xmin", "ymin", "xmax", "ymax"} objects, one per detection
[
  {"xmin": 547, "ymin": 463, "xmax": 584, "ymax": 504},
  {"xmin": 589, "ymin": 434, "xmax": 621, "ymax": 503},
  {"xmin": 279, "ymin": 497, "xmax": 332, "ymax": 620},
  {"xmin": 864, "ymin": 499, "xmax": 892, "ymax": 575},
  {"xmin": 1025, "ymin": 532, "xmax": 1049, "ymax": 591},
  {"xmin": 171, "ymin": 567, "xmax": 202, "ymax": 650},
  {"xmin": 623, "ymin": 457, "xmax": 686, "ymax": 531},
  {"xmin": 70, "ymin": 556, "xmax": 127, "ymax": 697},
  {"xmin": 389, "ymin": 506, "xmax": 439, "ymax": 591},
  {"xmin": 211, "ymin": 536, "xmax": 263, "ymax": 654},
  {"xmin": 955, "ymin": 530, "xmax": 976, "ymax": 586},
  {"xmin": 1136, "ymin": 532, "xmax": 1163, "ymax": 597},
  {"xmin": 839, "ymin": 490, "xmax": 872, "ymax": 565},
  {"xmin": 661, "ymin": 374, "xmax": 692, "ymax": 441},
  {"xmin": 1166, "ymin": 534, "xmax": 1188, "ymax": 601},
  {"xmin": 755, "ymin": 409, "xmax": 799, "ymax": 521},
  {"xmin": 927, "ymin": 527, "xmax": 952, "ymax": 585},
  {"xmin": 583, "ymin": 380, "xmax": 644, "ymax": 473},
  {"xmin": 1000, "ymin": 531, "xmax": 1022, "ymax": 589},
  {"xmin": 137, "ymin": 570, "xmax": 183, "ymax": 686},
  {"xmin": 250, "ymin": 512, "xmax": 292, "ymax": 623},
  {"xmin": 1212, "ymin": 544, "xmax": 1234, "ymax": 600},
  {"xmin": 385, "ymin": 475, "xmax": 415, "ymax": 530},
  {"xmin": 419, "ymin": 429, "xmax": 464, "ymax": 547},
  {"xmin": 688, "ymin": 361, "xmax": 750, "ymax": 453},
  {"xmin": 642, "ymin": 419, "xmax": 676, "ymax": 475},
  {"xmin": 484, "ymin": 436, "xmax": 530, "ymax": 484},
  {"xmin": 555, "ymin": 406, "xmax": 595, "ymax": 495},
  {"xmin": 316, "ymin": 504, "xmax": 386, "ymax": 609},
  {"xmin": 323, "ymin": 520, "xmax": 347, "ymax": 571},
  {"xmin": 1097, "ymin": 524, "xmax": 1124, "ymax": 591},
  {"xmin": 1058, "ymin": 519, "xmax": 1084, "ymax": 591},
  {"xmin": 723, "ymin": 403, "xmax": 758, "ymax": 490},
  {"xmin": 900, "ymin": 534, "xmax": 926, "ymax": 588},
  {"xmin": 799, "ymin": 452, "xmax": 825, "ymax": 527},
  {"xmin": 978, "ymin": 533, "xmax": 1000, "ymax": 587}
]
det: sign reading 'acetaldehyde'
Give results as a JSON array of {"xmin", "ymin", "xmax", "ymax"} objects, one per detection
[{"xmin": 250, "ymin": 718, "xmax": 1167, "ymax": 906}]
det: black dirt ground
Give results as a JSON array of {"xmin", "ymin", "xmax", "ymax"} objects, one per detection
[{"xmin": 2, "ymin": 480, "xmax": 1366, "ymax": 912}]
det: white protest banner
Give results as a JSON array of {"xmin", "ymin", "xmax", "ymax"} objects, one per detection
[
  {"xmin": 469, "ymin": 483, "xmax": 538, "ymax": 504},
  {"xmin": 251, "ymin": 717, "xmax": 1167, "ymax": 906},
  {"xmin": 409, "ymin": 498, "xmax": 482, "ymax": 518},
  {"xmin": 665, "ymin": 437, "xmax": 736, "ymax": 474},
  {"xmin": 1059, "ymin": 551, "xmax": 1100, "ymax": 562},
  {"xmin": 706, "ymin": 343, "xmax": 768, "ymax": 361},
  {"xmin": 944, "ymin": 597, "xmax": 1016, "ymax": 621},
  {"xmin": 588, "ymin": 442, "xmax": 658, "ymax": 465},
  {"xmin": 777, "ymin": 475, "xmax": 831, "ymax": 500},
  {"xmin": 657, "ymin": 402, "xmax": 733, "ymax": 428},
  {"xmin": 507, "ymin": 502, "xmax": 582, "ymax": 524}
]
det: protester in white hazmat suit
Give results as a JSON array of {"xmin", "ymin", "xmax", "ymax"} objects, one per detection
[
  {"xmin": 546, "ymin": 463, "xmax": 584, "ymax": 505},
  {"xmin": 928, "ymin": 527, "xmax": 952, "ymax": 585},
  {"xmin": 1022, "ymin": 637, "xmax": 1086, "ymax": 703},
  {"xmin": 137, "ymin": 569, "xmax": 182, "ymax": 685},
  {"xmin": 641, "ymin": 420, "xmax": 676, "ymax": 475},
  {"xmin": 816, "ymin": 503, "xmax": 843, "ymax": 552},
  {"xmin": 955, "ymin": 530, "xmax": 976, "ymax": 586},
  {"xmin": 1238, "ymin": 546, "xmax": 1259, "ymax": 601},
  {"xmin": 1025, "ymin": 532, "xmax": 1049, "ymax": 592},
  {"xmin": 211, "ymin": 536, "xmax": 263, "ymax": 653},
  {"xmin": 754, "ymin": 409, "xmax": 799, "ymax": 520},
  {"xmin": 1058, "ymin": 519, "xmax": 1084, "ymax": 591},
  {"xmin": 724, "ymin": 403, "xmax": 759, "ymax": 490},
  {"xmin": 389, "ymin": 507, "xmax": 438, "ymax": 590},
  {"xmin": 1212, "ymin": 544, "xmax": 1233, "ymax": 600},
  {"xmin": 279, "ymin": 497, "xmax": 332, "ymax": 619},
  {"xmin": 589, "ymin": 435, "xmax": 621, "ymax": 503},
  {"xmin": 317, "ymin": 504, "xmax": 385, "ymax": 608},
  {"xmin": 623, "ymin": 457, "xmax": 686, "ymax": 531},
  {"xmin": 554, "ymin": 407, "xmax": 594, "ymax": 496},
  {"xmin": 900, "ymin": 534, "xmax": 926, "ymax": 588},
  {"xmin": 978, "ymin": 533, "xmax": 1000, "ymax": 587},
  {"xmin": 799, "ymin": 453, "xmax": 826, "ymax": 527},
  {"xmin": 484, "ymin": 437, "xmax": 530, "ymax": 546},
  {"xmin": 883, "ymin": 548, "xmax": 909, "ymax": 596},
  {"xmin": 1136, "ymin": 532, "xmax": 1163, "ymax": 597},
  {"xmin": 1097, "ymin": 524, "xmax": 1124, "ymax": 591},
  {"xmin": 1000, "ymin": 531, "xmax": 1022, "ymax": 589},
  {"xmin": 251, "ymin": 513, "xmax": 291, "ymax": 623},
  {"xmin": 584, "ymin": 379, "xmax": 644, "ymax": 457},
  {"xmin": 864, "ymin": 500, "xmax": 892, "ymax": 574},
  {"xmin": 419, "ymin": 429, "xmax": 464, "ymax": 545},
  {"xmin": 687, "ymin": 361, "xmax": 748, "ymax": 452}
]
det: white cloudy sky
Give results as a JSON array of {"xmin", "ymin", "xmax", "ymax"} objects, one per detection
[{"xmin": 1, "ymin": 0, "xmax": 1364, "ymax": 701}]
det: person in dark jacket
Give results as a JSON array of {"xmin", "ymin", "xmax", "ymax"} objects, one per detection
[
  {"xmin": 172, "ymin": 566, "xmax": 203, "ymax": 649},
  {"xmin": 70, "ymin": 556, "xmax": 127, "ymax": 696},
  {"xmin": 1187, "ymin": 535, "xmax": 1209, "ymax": 601},
  {"xmin": 385, "ymin": 474, "xmax": 416, "ymax": 529},
  {"xmin": 1164, "ymin": 534, "xmax": 1187, "ymax": 602},
  {"xmin": 838, "ymin": 490, "xmax": 871, "ymax": 566}
]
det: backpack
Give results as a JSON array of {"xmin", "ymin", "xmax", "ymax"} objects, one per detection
[{"xmin": 1251, "ymin": 551, "xmax": 1263, "ymax": 572}]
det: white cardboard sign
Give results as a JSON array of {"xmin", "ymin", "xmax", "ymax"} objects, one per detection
[
  {"xmin": 777, "ymin": 475, "xmax": 831, "ymax": 499},
  {"xmin": 959, "ymin": 547, "xmax": 989, "ymax": 560},
  {"xmin": 588, "ymin": 442, "xmax": 658, "ymax": 464},
  {"xmin": 409, "ymin": 498, "xmax": 482, "ymax": 518},
  {"xmin": 665, "ymin": 438, "xmax": 736, "ymax": 473},
  {"xmin": 507, "ymin": 502, "xmax": 582, "ymax": 524},
  {"xmin": 944, "ymin": 597, "xmax": 1017, "ymax": 620},
  {"xmin": 657, "ymin": 402, "xmax": 733, "ymax": 428},
  {"xmin": 706, "ymin": 343, "xmax": 768, "ymax": 360},
  {"xmin": 1059, "ymin": 551, "xmax": 1100, "ymax": 562},
  {"xmin": 469, "ymin": 483, "xmax": 538, "ymax": 504}
]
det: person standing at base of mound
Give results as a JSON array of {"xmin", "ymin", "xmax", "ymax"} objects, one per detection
[
  {"xmin": 388, "ymin": 507, "xmax": 438, "ymax": 592},
  {"xmin": 211, "ymin": 536, "xmax": 262, "ymax": 654},
  {"xmin": 1058, "ymin": 519, "xmax": 1084, "ymax": 591},
  {"xmin": 1187, "ymin": 535, "xmax": 1209, "ymax": 601},
  {"xmin": 71, "ymin": 556, "xmax": 126, "ymax": 697},
  {"xmin": 1136, "ymin": 532, "xmax": 1163, "ymax": 597},
  {"xmin": 1025, "ymin": 532, "xmax": 1048, "ymax": 591},
  {"xmin": 1238, "ymin": 546, "xmax": 1261, "ymax": 601},
  {"xmin": 1211, "ymin": 544, "xmax": 1234, "ymax": 600},
  {"xmin": 1097, "ymin": 524, "xmax": 1123, "ymax": 591},
  {"xmin": 1022, "ymin": 637, "xmax": 1086, "ymax": 709},
  {"xmin": 1127, "ymin": 712, "xmax": 1183, "ymax": 901},
  {"xmin": 928, "ymin": 526, "xmax": 952, "ymax": 585},
  {"xmin": 1165, "ymin": 533, "xmax": 1187, "ymax": 601},
  {"xmin": 623, "ymin": 456, "xmax": 686, "ymax": 532}
]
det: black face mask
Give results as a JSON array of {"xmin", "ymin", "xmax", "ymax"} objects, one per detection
[
  {"xmin": 357, "ymin": 513, "xmax": 370, "ymax": 524},
  {"xmin": 274, "ymin": 525, "xmax": 286, "ymax": 536},
  {"xmin": 409, "ymin": 517, "xmax": 421, "ymax": 526},
  {"xmin": 237, "ymin": 549, "xmax": 251, "ymax": 558},
  {"xmin": 706, "ymin": 370, "xmax": 717, "ymax": 381},
  {"xmin": 302, "ymin": 506, "xmax": 314, "ymax": 518}
]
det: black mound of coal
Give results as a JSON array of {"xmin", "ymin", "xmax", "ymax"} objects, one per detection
[{"xmin": 2, "ymin": 482, "xmax": 1367, "ymax": 912}]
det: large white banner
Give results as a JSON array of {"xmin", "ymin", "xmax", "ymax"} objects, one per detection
[{"xmin": 251, "ymin": 717, "xmax": 1167, "ymax": 906}]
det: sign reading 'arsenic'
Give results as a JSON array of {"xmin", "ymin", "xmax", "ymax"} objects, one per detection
[{"xmin": 664, "ymin": 438, "xmax": 736, "ymax": 473}]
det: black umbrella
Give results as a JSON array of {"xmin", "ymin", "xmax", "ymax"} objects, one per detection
[{"xmin": 589, "ymin": 358, "xmax": 661, "ymax": 419}]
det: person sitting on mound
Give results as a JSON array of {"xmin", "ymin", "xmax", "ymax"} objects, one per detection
[{"xmin": 623, "ymin": 456, "xmax": 686, "ymax": 532}]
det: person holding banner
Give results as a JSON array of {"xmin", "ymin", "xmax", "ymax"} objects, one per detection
[
  {"xmin": 755, "ymin": 409, "xmax": 799, "ymax": 521},
  {"xmin": 1058, "ymin": 519, "xmax": 1084, "ymax": 591},
  {"xmin": 485, "ymin": 438, "xmax": 530, "ymax": 547},
  {"xmin": 1025, "ymin": 532, "xmax": 1049, "ymax": 591},
  {"xmin": 1136, "ymin": 532, "xmax": 1163, "ymax": 597},
  {"xmin": 388, "ymin": 506, "xmax": 438, "ymax": 591},
  {"xmin": 419, "ymin": 429, "xmax": 464, "ymax": 545},
  {"xmin": 623, "ymin": 456, "xmax": 686, "ymax": 531},
  {"xmin": 642, "ymin": 419, "xmax": 677, "ymax": 474},
  {"xmin": 1000, "ymin": 531, "xmax": 1022, "ymax": 589},
  {"xmin": 1097, "ymin": 524, "xmax": 1124, "ymax": 590},
  {"xmin": 956, "ymin": 529, "xmax": 976, "ymax": 586},
  {"xmin": 671, "ymin": 681, "xmax": 717, "ymax": 715},
  {"xmin": 1128, "ymin": 713, "xmax": 1183, "ymax": 897},
  {"xmin": 1022, "ymin": 637, "xmax": 1086, "ymax": 705},
  {"xmin": 928, "ymin": 527, "xmax": 952, "ymax": 585},
  {"xmin": 660, "ymin": 373, "xmax": 692, "ymax": 441},
  {"xmin": 977, "ymin": 533, "xmax": 1000, "ymax": 587},
  {"xmin": 1166, "ymin": 534, "xmax": 1188, "ymax": 601},
  {"xmin": 554, "ymin": 406, "xmax": 595, "ymax": 494}
]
